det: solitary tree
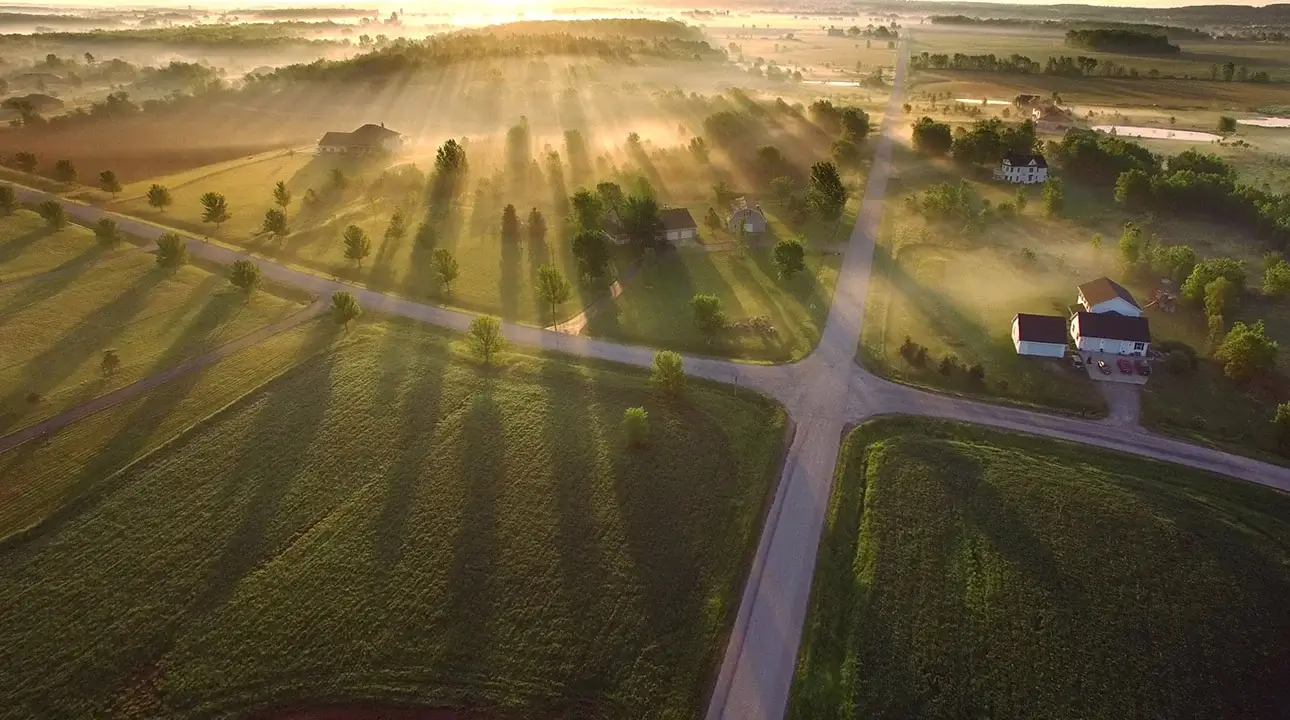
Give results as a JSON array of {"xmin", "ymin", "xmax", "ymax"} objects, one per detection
[
  {"xmin": 501, "ymin": 204, "xmax": 520, "ymax": 241},
  {"xmin": 13, "ymin": 152, "xmax": 36, "ymax": 172},
  {"xmin": 384, "ymin": 210, "xmax": 407, "ymax": 244},
  {"xmin": 342, "ymin": 225, "xmax": 371, "ymax": 267},
  {"xmin": 331, "ymin": 291, "xmax": 361, "ymax": 329},
  {"xmin": 651, "ymin": 350, "xmax": 685, "ymax": 395},
  {"xmin": 94, "ymin": 218, "xmax": 121, "ymax": 246},
  {"xmin": 807, "ymin": 161, "xmax": 847, "ymax": 220},
  {"xmin": 98, "ymin": 170, "xmax": 122, "ymax": 198},
  {"xmin": 433, "ymin": 247, "xmax": 459, "ymax": 293},
  {"xmin": 691, "ymin": 293, "xmax": 727, "ymax": 342},
  {"xmin": 155, "ymin": 232, "xmax": 188, "ymax": 267},
  {"xmin": 101, "ymin": 349, "xmax": 121, "ymax": 377},
  {"xmin": 527, "ymin": 207, "xmax": 547, "ymax": 243},
  {"xmin": 36, "ymin": 199, "xmax": 65, "ymax": 228},
  {"xmin": 536, "ymin": 264, "xmax": 572, "ymax": 322},
  {"xmin": 230, "ymin": 258, "xmax": 262, "ymax": 292},
  {"xmin": 146, "ymin": 184, "xmax": 173, "ymax": 212},
  {"xmin": 273, "ymin": 180, "xmax": 292, "ymax": 215},
  {"xmin": 199, "ymin": 192, "xmax": 230, "ymax": 230},
  {"xmin": 261, "ymin": 208, "xmax": 289, "ymax": 241},
  {"xmin": 623, "ymin": 406, "xmax": 649, "ymax": 447},
  {"xmin": 1215, "ymin": 320, "xmax": 1278, "ymax": 382},
  {"xmin": 467, "ymin": 315, "xmax": 505, "ymax": 363},
  {"xmin": 434, "ymin": 138, "xmax": 468, "ymax": 176},
  {"xmin": 53, "ymin": 159, "xmax": 77, "ymax": 183},
  {"xmin": 1042, "ymin": 177, "xmax": 1065, "ymax": 217},
  {"xmin": 330, "ymin": 167, "xmax": 349, "ymax": 191},
  {"xmin": 773, "ymin": 239, "xmax": 806, "ymax": 279},
  {"xmin": 0, "ymin": 186, "xmax": 15, "ymax": 215},
  {"xmin": 1217, "ymin": 115, "xmax": 1237, "ymax": 134}
]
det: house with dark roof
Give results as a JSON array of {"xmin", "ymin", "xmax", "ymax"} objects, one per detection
[
  {"xmin": 993, "ymin": 152, "xmax": 1048, "ymax": 185},
  {"xmin": 1011, "ymin": 313, "xmax": 1068, "ymax": 357},
  {"xmin": 1071, "ymin": 311, "xmax": 1151, "ymax": 356},
  {"xmin": 1077, "ymin": 276, "xmax": 1142, "ymax": 317},
  {"xmin": 603, "ymin": 206, "xmax": 699, "ymax": 245},
  {"xmin": 317, "ymin": 123, "xmax": 403, "ymax": 155}
]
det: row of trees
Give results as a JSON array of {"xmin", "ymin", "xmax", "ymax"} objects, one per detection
[{"xmin": 909, "ymin": 51, "xmax": 1269, "ymax": 82}]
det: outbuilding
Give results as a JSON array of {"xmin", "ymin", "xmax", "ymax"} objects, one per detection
[
  {"xmin": 660, "ymin": 207, "xmax": 698, "ymax": 243},
  {"xmin": 1077, "ymin": 276, "xmax": 1142, "ymax": 317},
  {"xmin": 1012, "ymin": 313, "xmax": 1068, "ymax": 357}
]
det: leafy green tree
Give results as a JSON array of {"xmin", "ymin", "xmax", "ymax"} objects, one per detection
[
  {"xmin": 98, "ymin": 170, "xmax": 122, "ymax": 198},
  {"xmin": 1215, "ymin": 320, "xmax": 1278, "ymax": 382},
  {"xmin": 911, "ymin": 116, "xmax": 953, "ymax": 156},
  {"xmin": 53, "ymin": 159, "xmax": 77, "ymax": 183},
  {"xmin": 94, "ymin": 218, "xmax": 121, "ymax": 245},
  {"xmin": 384, "ymin": 210, "xmax": 406, "ymax": 242},
  {"xmin": 1204, "ymin": 276, "xmax": 1238, "ymax": 318},
  {"xmin": 273, "ymin": 180, "xmax": 292, "ymax": 214},
  {"xmin": 572, "ymin": 230, "xmax": 610, "ymax": 278},
  {"xmin": 570, "ymin": 189, "xmax": 604, "ymax": 231},
  {"xmin": 1182, "ymin": 258, "xmax": 1246, "ymax": 303},
  {"xmin": 595, "ymin": 180, "xmax": 624, "ymax": 210},
  {"xmin": 1041, "ymin": 177, "xmax": 1065, "ymax": 217},
  {"xmin": 536, "ymin": 264, "xmax": 572, "ymax": 321},
  {"xmin": 1118, "ymin": 222, "xmax": 1146, "ymax": 270},
  {"xmin": 1263, "ymin": 258, "xmax": 1290, "ymax": 297},
  {"xmin": 1014, "ymin": 187, "xmax": 1028, "ymax": 213},
  {"xmin": 705, "ymin": 207, "xmax": 723, "ymax": 230},
  {"xmin": 807, "ymin": 161, "xmax": 847, "ymax": 220},
  {"xmin": 840, "ymin": 106, "xmax": 870, "ymax": 139},
  {"xmin": 0, "ymin": 186, "xmax": 15, "ymax": 215},
  {"xmin": 1114, "ymin": 168, "xmax": 1152, "ymax": 210},
  {"xmin": 229, "ymin": 258, "xmax": 261, "ymax": 292},
  {"xmin": 342, "ymin": 225, "xmax": 371, "ymax": 267},
  {"xmin": 691, "ymin": 293, "xmax": 726, "ymax": 342},
  {"xmin": 1274, "ymin": 402, "xmax": 1290, "ymax": 456},
  {"xmin": 623, "ymin": 406, "xmax": 649, "ymax": 447},
  {"xmin": 36, "ymin": 199, "xmax": 65, "ymax": 228},
  {"xmin": 13, "ymin": 152, "xmax": 36, "ymax": 172},
  {"xmin": 467, "ymin": 315, "xmax": 505, "ymax": 363},
  {"xmin": 331, "ymin": 291, "xmax": 361, "ymax": 329},
  {"xmin": 527, "ymin": 207, "xmax": 546, "ymax": 243},
  {"xmin": 415, "ymin": 221, "xmax": 438, "ymax": 247},
  {"xmin": 261, "ymin": 208, "xmax": 289, "ymax": 240},
  {"xmin": 146, "ymin": 184, "xmax": 172, "ymax": 212},
  {"xmin": 620, "ymin": 195, "xmax": 664, "ymax": 249},
  {"xmin": 651, "ymin": 350, "xmax": 685, "ymax": 394},
  {"xmin": 1217, "ymin": 115, "xmax": 1237, "ymax": 133},
  {"xmin": 155, "ymin": 232, "xmax": 188, "ymax": 267},
  {"xmin": 712, "ymin": 179, "xmax": 738, "ymax": 208},
  {"xmin": 771, "ymin": 176, "xmax": 796, "ymax": 205},
  {"xmin": 433, "ymin": 247, "xmax": 459, "ymax": 293},
  {"xmin": 435, "ymin": 138, "xmax": 467, "ymax": 175},
  {"xmin": 501, "ymin": 203, "xmax": 520, "ymax": 241},
  {"xmin": 773, "ymin": 239, "xmax": 806, "ymax": 279},
  {"xmin": 199, "ymin": 192, "xmax": 230, "ymax": 230},
  {"xmin": 101, "ymin": 349, "xmax": 121, "ymax": 377}
]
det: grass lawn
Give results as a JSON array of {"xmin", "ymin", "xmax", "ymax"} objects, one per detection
[
  {"xmin": 790, "ymin": 417, "xmax": 1290, "ymax": 720},
  {"xmin": 0, "ymin": 251, "xmax": 303, "ymax": 434},
  {"xmin": 0, "ymin": 318, "xmax": 786, "ymax": 719},
  {"xmin": 0, "ymin": 208, "xmax": 132, "ymax": 281}
]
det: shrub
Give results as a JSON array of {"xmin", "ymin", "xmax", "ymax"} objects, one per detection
[
  {"xmin": 623, "ymin": 407, "xmax": 649, "ymax": 447},
  {"xmin": 938, "ymin": 354, "xmax": 959, "ymax": 376},
  {"xmin": 967, "ymin": 363, "xmax": 985, "ymax": 384},
  {"xmin": 25, "ymin": 391, "xmax": 41, "ymax": 404},
  {"xmin": 651, "ymin": 350, "xmax": 685, "ymax": 395}
]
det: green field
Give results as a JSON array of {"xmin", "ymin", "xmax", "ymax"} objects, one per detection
[
  {"xmin": 791, "ymin": 417, "xmax": 1290, "ymax": 720},
  {"xmin": 0, "ymin": 318, "xmax": 787, "ymax": 718},
  {"xmin": 0, "ymin": 250, "xmax": 303, "ymax": 434},
  {"xmin": 0, "ymin": 208, "xmax": 133, "ymax": 280}
]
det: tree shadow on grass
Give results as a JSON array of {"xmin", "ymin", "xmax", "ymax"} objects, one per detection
[
  {"xmin": 0, "ymin": 242, "xmax": 110, "ymax": 331},
  {"xmin": 500, "ymin": 235, "xmax": 522, "ymax": 321},
  {"xmin": 0, "ymin": 225, "xmax": 56, "ymax": 269}
]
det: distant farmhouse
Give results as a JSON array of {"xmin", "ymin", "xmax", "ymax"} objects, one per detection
[
  {"xmin": 318, "ymin": 123, "xmax": 403, "ymax": 155},
  {"xmin": 727, "ymin": 198, "xmax": 767, "ymax": 234},
  {"xmin": 993, "ymin": 152, "xmax": 1048, "ymax": 185},
  {"xmin": 1012, "ymin": 277, "xmax": 1152, "ymax": 358},
  {"xmin": 604, "ymin": 206, "xmax": 698, "ymax": 245}
]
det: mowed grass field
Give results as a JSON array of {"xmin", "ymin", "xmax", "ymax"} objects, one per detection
[
  {"xmin": 0, "ymin": 208, "xmax": 133, "ymax": 280},
  {"xmin": 0, "ymin": 250, "xmax": 303, "ymax": 434},
  {"xmin": 790, "ymin": 417, "xmax": 1290, "ymax": 720},
  {"xmin": 0, "ymin": 318, "xmax": 787, "ymax": 718}
]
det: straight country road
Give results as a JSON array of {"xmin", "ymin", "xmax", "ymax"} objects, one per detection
[{"xmin": 4, "ymin": 36, "xmax": 1290, "ymax": 720}]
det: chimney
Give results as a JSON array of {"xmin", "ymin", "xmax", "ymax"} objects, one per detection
[{"xmin": 381, "ymin": 121, "xmax": 385, "ymax": 128}]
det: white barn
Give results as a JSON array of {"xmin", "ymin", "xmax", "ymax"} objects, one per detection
[{"xmin": 1012, "ymin": 313, "xmax": 1068, "ymax": 357}]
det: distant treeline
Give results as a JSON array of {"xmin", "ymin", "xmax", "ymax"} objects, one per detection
[
  {"xmin": 911, "ymin": 50, "xmax": 1271, "ymax": 82},
  {"xmin": 256, "ymin": 25, "xmax": 721, "ymax": 84},
  {"xmin": 0, "ymin": 22, "xmax": 346, "ymax": 48},
  {"xmin": 1064, "ymin": 28, "xmax": 1180, "ymax": 54},
  {"xmin": 0, "ymin": 12, "xmax": 124, "ymax": 27},
  {"xmin": 929, "ymin": 16, "xmax": 1210, "ymax": 40},
  {"xmin": 233, "ymin": 7, "xmax": 379, "ymax": 19},
  {"xmin": 471, "ymin": 19, "xmax": 706, "ymax": 42}
]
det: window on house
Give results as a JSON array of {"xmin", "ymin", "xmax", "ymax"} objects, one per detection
[{"xmin": 1133, "ymin": 342, "xmax": 1145, "ymax": 351}]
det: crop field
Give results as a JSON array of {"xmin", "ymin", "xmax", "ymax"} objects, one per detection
[
  {"xmin": 0, "ymin": 318, "xmax": 787, "ymax": 718},
  {"xmin": 790, "ymin": 417, "xmax": 1290, "ymax": 720},
  {"xmin": 0, "ymin": 250, "xmax": 303, "ymax": 434},
  {"xmin": 0, "ymin": 208, "xmax": 133, "ymax": 280}
]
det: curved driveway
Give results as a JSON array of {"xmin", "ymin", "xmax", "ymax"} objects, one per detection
[{"xmin": 5, "ymin": 39, "xmax": 1290, "ymax": 720}]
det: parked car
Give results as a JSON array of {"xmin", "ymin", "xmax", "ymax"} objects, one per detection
[
  {"xmin": 1116, "ymin": 358, "xmax": 1133, "ymax": 374},
  {"xmin": 1097, "ymin": 359, "xmax": 1112, "ymax": 375},
  {"xmin": 1069, "ymin": 354, "xmax": 1085, "ymax": 370},
  {"xmin": 1135, "ymin": 359, "xmax": 1151, "ymax": 376}
]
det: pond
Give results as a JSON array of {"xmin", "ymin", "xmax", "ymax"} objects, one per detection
[
  {"xmin": 1237, "ymin": 117, "xmax": 1290, "ymax": 128},
  {"xmin": 1091, "ymin": 125, "xmax": 1222, "ymax": 142}
]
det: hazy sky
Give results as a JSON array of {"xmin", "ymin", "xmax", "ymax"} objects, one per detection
[{"xmin": 27, "ymin": 0, "xmax": 1280, "ymax": 9}]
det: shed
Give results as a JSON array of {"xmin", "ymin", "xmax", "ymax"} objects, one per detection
[
  {"xmin": 1011, "ymin": 313, "xmax": 1068, "ymax": 357},
  {"xmin": 728, "ymin": 198, "xmax": 767, "ymax": 234}
]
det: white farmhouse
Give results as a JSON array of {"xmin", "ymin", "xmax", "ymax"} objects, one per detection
[
  {"xmin": 1070, "ymin": 312, "xmax": 1151, "ymax": 356},
  {"xmin": 993, "ymin": 153, "xmax": 1049, "ymax": 185},
  {"xmin": 1077, "ymin": 277, "xmax": 1142, "ymax": 317}
]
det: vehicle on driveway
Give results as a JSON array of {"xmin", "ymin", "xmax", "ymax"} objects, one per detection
[
  {"xmin": 1069, "ymin": 354, "xmax": 1085, "ymax": 370},
  {"xmin": 1097, "ymin": 359, "xmax": 1112, "ymax": 375},
  {"xmin": 1135, "ymin": 359, "xmax": 1151, "ymax": 376},
  {"xmin": 1117, "ymin": 358, "xmax": 1133, "ymax": 374}
]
